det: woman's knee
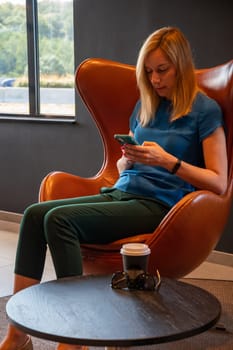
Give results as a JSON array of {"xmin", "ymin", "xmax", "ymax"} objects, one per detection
[
  {"xmin": 22, "ymin": 202, "xmax": 49, "ymax": 225},
  {"xmin": 44, "ymin": 207, "xmax": 71, "ymax": 242}
]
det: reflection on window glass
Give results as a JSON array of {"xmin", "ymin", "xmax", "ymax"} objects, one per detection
[
  {"xmin": 38, "ymin": 0, "xmax": 75, "ymax": 116},
  {"xmin": 0, "ymin": 0, "xmax": 29, "ymax": 114}
]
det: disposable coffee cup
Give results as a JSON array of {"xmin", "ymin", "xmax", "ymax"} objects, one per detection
[{"xmin": 120, "ymin": 243, "xmax": 151, "ymax": 279}]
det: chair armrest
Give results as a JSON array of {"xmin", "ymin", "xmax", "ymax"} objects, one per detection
[
  {"xmin": 146, "ymin": 190, "xmax": 231, "ymax": 277},
  {"xmin": 153, "ymin": 190, "xmax": 229, "ymax": 243},
  {"xmin": 39, "ymin": 170, "xmax": 115, "ymax": 201}
]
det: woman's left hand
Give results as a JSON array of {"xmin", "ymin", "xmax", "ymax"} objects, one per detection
[{"xmin": 123, "ymin": 141, "xmax": 169, "ymax": 167}]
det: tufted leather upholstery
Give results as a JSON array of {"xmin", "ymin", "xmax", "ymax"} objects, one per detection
[{"xmin": 39, "ymin": 58, "xmax": 233, "ymax": 278}]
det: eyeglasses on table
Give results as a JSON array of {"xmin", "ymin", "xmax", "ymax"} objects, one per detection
[{"xmin": 111, "ymin": 269, "xmax": 161, "ymax": 291}]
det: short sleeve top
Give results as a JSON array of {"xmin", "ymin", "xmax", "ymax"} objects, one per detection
[{"xmin": 113, "ymin": 92, "xmax": 223, "ymax": 207}]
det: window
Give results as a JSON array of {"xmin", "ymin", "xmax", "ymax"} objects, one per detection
[{"xmin": 0, "ymin": 0, "xmax": 76, "ymax": 121}]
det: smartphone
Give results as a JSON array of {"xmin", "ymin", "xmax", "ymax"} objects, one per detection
[{"xmin": 114, "ymin": 134, "xmax": 139, "ymax": 145}]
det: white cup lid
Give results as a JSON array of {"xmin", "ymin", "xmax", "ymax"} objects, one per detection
[{"xmin": 120, "ymin": 243, "xmax": 151, "ymax": 256}]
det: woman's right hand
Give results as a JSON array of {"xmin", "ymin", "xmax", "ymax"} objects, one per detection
[{"xmin": 116, "ymin": 151, "xmax": 134, "ymax": 174}]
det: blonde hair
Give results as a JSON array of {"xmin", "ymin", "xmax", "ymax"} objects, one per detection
[{"xmin": 136, "ymin": 27, "xmax": 199, "ymax": 126}]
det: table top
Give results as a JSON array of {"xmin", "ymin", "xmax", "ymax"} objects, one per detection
[{"xmin": 6, "ymin": 275, "xmax": 221, "ymax": 347}]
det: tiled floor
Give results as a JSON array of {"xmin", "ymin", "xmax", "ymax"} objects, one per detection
[
  {"xmin": 0, "ymin": 219, "xmax": 56, "ymax": 297},
  {"xmin": 0, "ymin": 216, "xmax": 233, "ymax": 298}
]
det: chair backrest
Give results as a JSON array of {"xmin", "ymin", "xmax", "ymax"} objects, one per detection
[
  {"xmin": 76, "ymin": 58, "xmax": 139, "ymax": 184},
  {"xmin": 196, "ymin": 61, "xmax": 233, "ymax": 196},
  {"xmin": 76, "ymin": 58, "xmax": 233, "ymax": 197}
]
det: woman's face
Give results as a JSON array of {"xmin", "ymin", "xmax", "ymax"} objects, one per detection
[{"xmin": 144, "ymin": 48, "xmax": 177, "ymax": 100}]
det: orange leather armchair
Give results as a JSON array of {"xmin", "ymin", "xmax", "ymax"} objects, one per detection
[{"xmin": 39, "ymin": 58, "xmax": 233, "ymax": 278}]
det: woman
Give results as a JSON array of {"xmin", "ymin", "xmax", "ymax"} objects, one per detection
[{"xmin": 0, "ymin": 27, "xmax": 227, "ymax": 350}]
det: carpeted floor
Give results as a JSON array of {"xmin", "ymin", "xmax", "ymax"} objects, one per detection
[{"xmin": 0, "ymin": 278, "xmax": 232, "ymax": 349}]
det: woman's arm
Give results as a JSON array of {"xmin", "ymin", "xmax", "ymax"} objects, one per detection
[
  {"xmin": 123, "ymin": 127, "xmax": 228, "ymax": 195},
  {"xmin": 175, "ymin": 127, "xmax": 227, "ymax": 194}
]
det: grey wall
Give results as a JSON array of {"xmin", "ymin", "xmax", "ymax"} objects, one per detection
[
  {"xmin": 75, "ymin": 0, "xmax": 233, "ymax": 67},
  {"xmin": 0, "ymin": 0, "xmax": 232, "ymax": 252}
]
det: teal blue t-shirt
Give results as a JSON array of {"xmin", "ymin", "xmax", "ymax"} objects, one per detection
[{"xmin": 113, "ymin": 92, "xmax": 223, "ymax": 207}]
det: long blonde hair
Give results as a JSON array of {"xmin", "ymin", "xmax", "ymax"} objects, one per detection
[{"xmin": 136, "ymin": 27, "xmax": 199, "ymax": 126}]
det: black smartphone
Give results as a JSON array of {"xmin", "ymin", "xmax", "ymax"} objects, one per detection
[{"xmin": 114, "ymin": 134, "xmax": 139, "ymax": 145}]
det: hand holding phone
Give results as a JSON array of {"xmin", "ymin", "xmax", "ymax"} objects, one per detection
[{"xmin": 114, "ymin": 134, "xmax": 139, "ymax": 146}]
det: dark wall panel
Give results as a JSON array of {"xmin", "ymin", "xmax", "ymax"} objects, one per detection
[
  {"xmin": 0, "ymin": 120, "xmax": 103, "ymax": 213},
  {"xmin": 76, "ymin": 0, "xmax": 233, "ymax": 67}
]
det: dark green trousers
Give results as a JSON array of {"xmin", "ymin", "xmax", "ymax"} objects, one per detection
[{"xmin": 15, "ymin": 189, "xmax": 170, "ymax": 280}]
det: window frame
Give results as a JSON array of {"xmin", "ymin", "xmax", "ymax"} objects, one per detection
[{"xmin": 0, "ymin": 0, "xmax": 77, "ymax": 123}]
